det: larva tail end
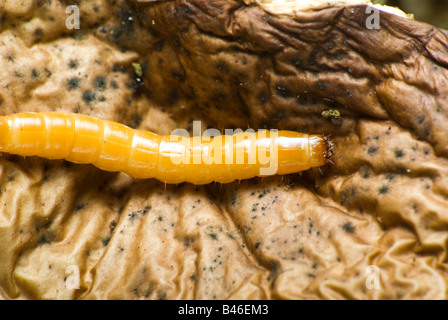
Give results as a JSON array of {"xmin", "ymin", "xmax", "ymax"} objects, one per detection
[{"xmin": 0, "ymin": 116, "xmax": 9, "ymax": 151}]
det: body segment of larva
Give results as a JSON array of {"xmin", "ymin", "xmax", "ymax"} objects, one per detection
[{"xmin": 0, "ymin": 112, "xmax": 332, "ymax": 184}]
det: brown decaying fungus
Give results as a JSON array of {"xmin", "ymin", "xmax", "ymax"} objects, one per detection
[{"xmin": 0, "ymin": 0, "xmax": 447, "ymax": 299}]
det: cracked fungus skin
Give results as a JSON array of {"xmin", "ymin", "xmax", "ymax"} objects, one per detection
[{"xmin": 0, "ymin": 0, "xmax": 448, "ymax": 299}]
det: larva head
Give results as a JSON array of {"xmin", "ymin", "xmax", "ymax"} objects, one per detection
[
  {"xmin": 274, "ymin": 132, "xmax": 329, "ymax": 175},
  {"xmin": 308, "ymin": 135, "xmax": 330, "ymax": 168}
]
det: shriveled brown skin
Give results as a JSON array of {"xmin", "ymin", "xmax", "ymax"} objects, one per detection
[{"xmin": 1, "ymin": 0, "xmax": 448, "ymax": 299}]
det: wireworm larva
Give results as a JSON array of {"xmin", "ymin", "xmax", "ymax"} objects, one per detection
[{"xmin": 0, "ymin": 112, "xmax": 333, "ymax": 184}]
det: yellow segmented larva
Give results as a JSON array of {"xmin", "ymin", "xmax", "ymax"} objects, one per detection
[{"xmin": 0, "ymin": 112, "xmax": 332, "ymax": 184}]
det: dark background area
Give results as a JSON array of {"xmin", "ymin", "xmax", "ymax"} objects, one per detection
[{"xmin": 374, "ymin": 0, "xmax": 448, "ymax": 29}]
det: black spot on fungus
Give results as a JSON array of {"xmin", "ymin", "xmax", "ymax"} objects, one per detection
[
  {"xmin": 119, "ymin": 9, "xmax": 135, "ymax": 38},
  {"xmin": 412, "ymin": 203, "xmax": 418, "ymax": 212},
  {"xmin": 258, "ymin": 91, "xmax": 268, "ymax": 104},
  {"xmin": 109, "ymin": 220, "xmax": 118, "ymax": 231},
  {"xmin": 173, "ymin": 36, "xmax": 181, "ymax": 47},
  {"xmin": 340, "ymin": 193, "xmax": 348, "ymax": 205},
  {"xmin": 71, "ymin": 31, "xmax": 85, "ymax": 41},
  {"xmin": 82, "ymin": 91, "xmax": 96, "ymax": 104},
  {"xmin": 34, "ymin": 28, "xmax": 43, "ymax": 37},
  {"xmin": 35, "ymin": 219, "xmax": 51, "ymax": 233},
  {"xmin": 394, "ymin": 150, "xmax": 404, "ymax": 158},
  {"xmin": 31, "ymin": 69, "xmax": 40, "ymax": 78},
  {"xmin": 112, "ymin": 64, "xmax": 125, "ymax": 73},
  {"xmin": 230, "ymin": 194, "xmax": 236, "ymax": 206},
  {"xmin": 379, "ymin": 185, "xmax": 389, "ymax": 194},
  {"xmin": 297, "ymin": 94, "xmax": 309, "ymax": 105},
  {"xmin": 226, "ymin": 232, "xmax": 236, "ymax": 240},
  {"xmin": 216, "ymin": 61, "xmax": 229, "ymax": 74},
  {"xmin": 236, "ymin": 36, "xmax": 245, "ymax": 45},
  {"xmin": 67, "ymin": 77, "xmax": 80, "ymax": 90},
  {"xmin": 251, "ymin": 203, "xmax": 258, "ymax": 212},
  {"xmin": 184, "ymin": 236, "xmax": 195, "ymax": 247},
  {"xmin": 386, "ymin": 173, "xmax": 395, "ymax": 181},
  {"xmin": 172, "ymin": 68, "xmax": 185, "ymax": 81},
  {"xmin": 417, "ymin": 115, "xmax": 425, "ymax": 124},
  {"xmin": 37, "ymin": 232, "xmax": 54, "ymax": 246},
  {"xmin": 154, "ymin": 41, "xmax": 164, "ymax": 52},
  {"xmin": 208, "ymin": 233, "xmax": 217, "ymax": 240},
  {"xmin": 255, "ymin": 242, "xmax": 260, "ymax": 249},
  {"xmin": 368, "ymin": 146, "xmax": 378, "ymax": 154},
  {"xmin": 179, "ymin": 4, "xmax": 191, "ymax": 15},
  {"xmin": 95, "ymin": 76, "xmax": 107, "ymax": 91},
  {"xmin": 167, "ymin": 89, "xmax": 179, "ymax": 105},
  {"xmin": 129, "ymin": 212, "xmax": 139, "ymax": 220},
  {"xmin": 257, "ymin": 189, "xmax": 270, "ymax": 199},
  {"xmin": 110, "ymin": 80, "xmax": 119, "ymax": 89},
  {"xmin": 308, "ymin": 221, "xmax": 314, "ymax": 234},
  {"xmin": 75, "ymin": 203, "xmax": 86, "ymax": 211},
  {"xmin": 102, "ymin": 236, "xmax": 111, "ymax": 246},
  {"xmin": 275, "ymin": 85, "xmax": 292, "ymax": 98},
  {"xmin": 69, "ymin": 60, "xmax": 79, "ymax": 69},
  {"xmin": 293, "ymin": 58, "xmax": 302, "ymax": 68},
  {"xmin": 342, "ymin": 222, "xmax": 355, "ymax": 234},
  {"xmin": 274, "ymin": 111, "xmax": 285, "ymax": 121}
]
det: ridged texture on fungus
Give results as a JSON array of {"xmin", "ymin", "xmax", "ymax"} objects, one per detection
[{"xmin": 0, "ymin": 0, "xmax": 448, "ymax": 299}]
